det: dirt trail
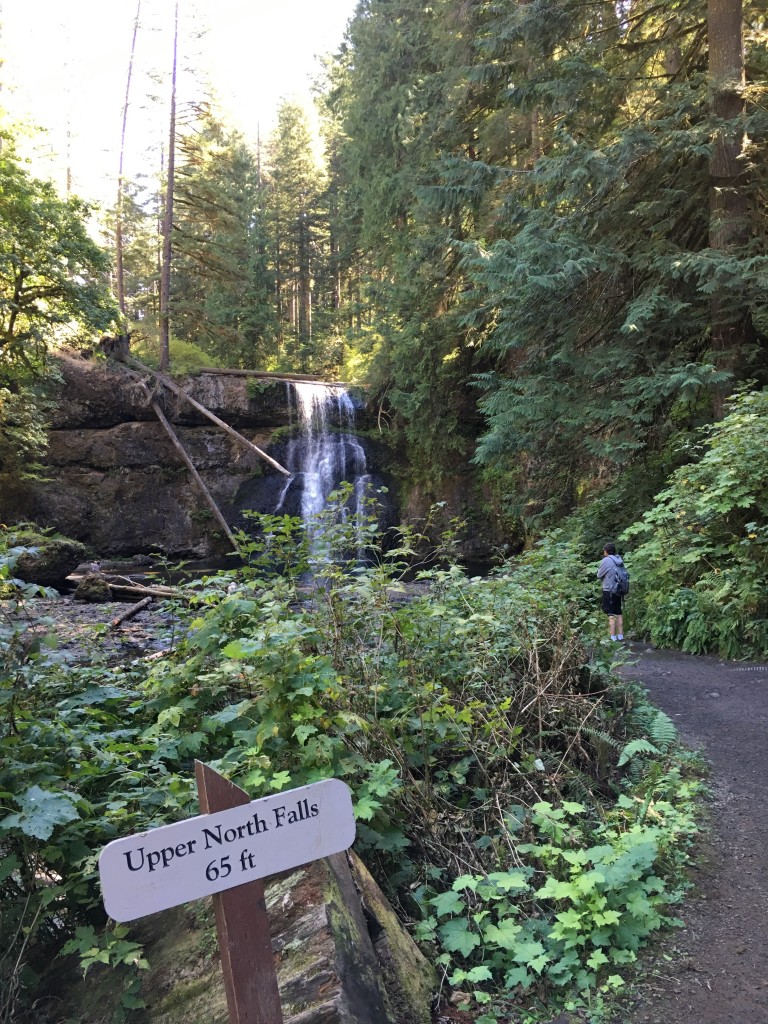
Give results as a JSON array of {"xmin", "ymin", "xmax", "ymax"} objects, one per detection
[{"xmin": 614, "ymin": 644, "xmax": 768, "ymax": 1024}]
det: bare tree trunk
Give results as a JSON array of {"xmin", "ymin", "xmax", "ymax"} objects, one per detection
[
  {"xmin": 709, "ymin": 0, "xmax": 746, "ymax": 249},
  {"xmin": 123, "ymin": 356, "xmax": 291, "ymax": 476},
  {"xmin": 159, "ymin": 2, "xmax": 179, "ymax": 373},
  {"xmin": 274, "ymin": 225, "xmax": 284, "ymax": 354},
  {"xmin": 298, "ymin": 211, "xmax": 312, "ymax": 369},
  {"xmin": 116, "ymin": 0, "xmax": 142, "ymax": 318},
  {"xmin": 708, "ymin": 0, "xmax": 749, "ymax": 413},
  {"xmin": 152, "ymin": 401, "xmax": 240, "ymax": 550}
]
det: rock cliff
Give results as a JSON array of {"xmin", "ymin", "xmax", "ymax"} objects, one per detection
[{"xmin": 0, "ymin": 355, "xmax": 387, "ymax": 559}]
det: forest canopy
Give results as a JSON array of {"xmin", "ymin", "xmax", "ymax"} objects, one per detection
[
  {"xmin": 1, "ymin": 0, "xmax": 766, "ymax": 537},
  {"xmin": 4, "ymin": 1, "xmax": 765, "ymax": 529}
]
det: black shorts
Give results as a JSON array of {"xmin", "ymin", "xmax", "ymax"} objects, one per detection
[{"xmin": 602, "ymin": 591, "xmax": 622, "ymax": 615}]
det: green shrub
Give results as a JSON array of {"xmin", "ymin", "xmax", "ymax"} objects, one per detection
[
  {"xmin": 0, "ymin": 504, "xmax": 703, "ymax": 1020},
  {"xmin": 130, "ymin": 333, "xmax": 221, "ymax": 374},
  {"xmin": 622, "ymin": 387, "xmax": 768, "ymax": 658},
  {"xmin": 136, "ymin": 506, "xmax": 700, "ymax": 1012}
]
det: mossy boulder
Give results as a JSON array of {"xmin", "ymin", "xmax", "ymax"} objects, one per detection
[
  {"xmin": 73, "ymin": 572, "xmax": 111, "ymax": 602},
  {"xmin": 6, "ymin": 526, "xmax": 89, "ymax": 588}
]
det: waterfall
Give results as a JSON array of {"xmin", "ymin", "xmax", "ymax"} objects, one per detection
[{"xmin": 275, "ymin": 382, "xmax": 372, "ymax": 551}]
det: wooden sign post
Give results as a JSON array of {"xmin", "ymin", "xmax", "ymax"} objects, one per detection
[
  {"xmin": 196, "ymin": 761, "xmax": 283, "ymax": 1024},
  {"xmin": 98, "ymin": 766, "xmax": 356, "ymax": 1024}
]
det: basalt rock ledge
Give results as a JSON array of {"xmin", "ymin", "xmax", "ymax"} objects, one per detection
[{"xmin": 0, "ymin": 354, "xmax": 387, "ymax": 560}]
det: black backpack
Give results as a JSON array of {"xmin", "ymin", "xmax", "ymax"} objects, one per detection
[{"xmin": 611, "ymin": 559, "xmax": 630, "ymax": 597}]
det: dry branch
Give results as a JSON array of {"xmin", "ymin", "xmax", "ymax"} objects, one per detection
[
  {"xmin": 110, "ymin": 596, "xmax": 153, "ymax": 629},
  {"xmin": 152, "ymin": 400, "xmax": 240, "ymax": 551}
]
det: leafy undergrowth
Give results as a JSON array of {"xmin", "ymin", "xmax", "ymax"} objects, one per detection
[
  {"xmin": 623, "ymin": 387, "xmax": 768, "ymax": 659},
  {"xmin": 0, "ymin": 501, "xmax": 703, "ymax": 1023}
]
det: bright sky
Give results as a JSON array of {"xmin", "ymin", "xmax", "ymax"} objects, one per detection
[{"xmin": 0, "ymin": 0, "xmax": 358, "ymax": 205}]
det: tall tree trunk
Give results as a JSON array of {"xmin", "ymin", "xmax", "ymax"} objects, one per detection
[
  {"xmin": 159, "ymin": 2, "xmax": 179, "ymax": 373},
  {"xmin": 516, "ymin": 0, "xmax": 541, "ymax": 167},
  {"xmin": 708, "ymin": 0, "xmax": 749, "ymax": 412},
  {"xmin": 274, "ymin": 225, "xmax": 284, "ymax": 354},
  {"xmin": 298, "ymin": 211, "xmax": 312, "ymax": 369},
  {"xmin": 116, "ymin": 0, "xmax": 142, "ymax": 319}
]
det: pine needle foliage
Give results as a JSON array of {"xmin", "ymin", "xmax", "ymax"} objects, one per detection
[{"xmin": 321, "ymin": 0, "xmax": 768, "ymax": 515}]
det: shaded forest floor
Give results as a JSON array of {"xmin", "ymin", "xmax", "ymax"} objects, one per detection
[{"xmin": 610, "ymin": 644, "xmax": 768, "ymax": 1024}]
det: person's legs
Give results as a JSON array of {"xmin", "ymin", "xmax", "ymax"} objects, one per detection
[
  {"xmin": 602, "ymin": 592, "xmax": 623, "ymax": 640},
  {"xmin": 603, "ymin": 593, "xmax": 623, "ymax": 640}
]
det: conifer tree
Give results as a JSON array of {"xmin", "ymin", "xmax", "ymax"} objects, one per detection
[
  {"xmin": 323, "ymin": 0, "xmax": 768, "ymax": 519},
  {"xmin": 265, "ymin": 101, "xmax": 326, "ymax": 370},
  {"xmin": 321, "ymin": 0, "xmax": 487, "ymax": 470},
  {"xmin": 172, "ymin": 106, "xmax": 276, "ymax": 367}
]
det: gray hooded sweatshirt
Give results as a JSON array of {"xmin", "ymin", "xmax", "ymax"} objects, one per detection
[{"xmin": 597, "ymin": 554, "xmax": 625, "ymax": 591}]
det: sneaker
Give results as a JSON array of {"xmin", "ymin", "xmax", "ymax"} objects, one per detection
[
  {"xmin": 617, "ymin": 634, "xmax": 624, "ymax": 641},
  {"xmin": 610, "ymin": 635, "xmax": 617, "ymax": 641}
]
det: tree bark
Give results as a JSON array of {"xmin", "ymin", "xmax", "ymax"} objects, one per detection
[
  {"xmin": 159, "ymin": 2, "xmax": 178, "ymax": 372},
  {"xmin": 708, "ymin": 0, "xmax": 750, "ymax": 412},
  {"xmin": 709, "ymin": 0, "xmax": 747, "ymax": 249}
]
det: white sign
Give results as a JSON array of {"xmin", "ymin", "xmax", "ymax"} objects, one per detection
[{"xmin": 99, "ymin": 778, "xmax": 355, "ymax": 922}]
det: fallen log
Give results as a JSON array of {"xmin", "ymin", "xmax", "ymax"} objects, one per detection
[
  {"xmin": 106, "ymin": 582, "xmax": 181, "ymax": 599},
  {"xmin": 110, "ymin": 596, "xmax": 153, "ymax": 629},
  {"xmin": 118, "ymin": 357, "xmax": 291, "ymax": 477},
  {"xmin": 152, "ymin": 401, "xmax": 240, "ymax": 552},
  {"xmin": 67, "ymin": 573, "xmax": 184, "ymax": 602},
  {"xmin": 197, "ymin": 368, "xmax": 356, "ymax": 388},
  {"xmin": 199, "ymin": 368, "xmax": 326, "ymax": 382}
]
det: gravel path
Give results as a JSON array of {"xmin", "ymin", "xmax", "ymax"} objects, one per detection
[{"xmin": 614, "ymin": 644, "xmax": 768, "ymax": 1024}]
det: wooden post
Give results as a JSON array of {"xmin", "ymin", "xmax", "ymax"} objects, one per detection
[{"xmin": 195, "ymin": 762, "xmax": 283, "ymax": 1024}]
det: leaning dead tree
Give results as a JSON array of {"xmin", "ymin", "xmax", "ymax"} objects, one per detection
[
  {"xmin": 152, "ymin": 400, "xmax": 239, "ymax": 550},
  {"xmin": 103, "ymin": 351, "xmax": 291, "ymax": 552},
  {"xmin": 122, "ymin": 356, "xmax": 290, "ymax": 476}
]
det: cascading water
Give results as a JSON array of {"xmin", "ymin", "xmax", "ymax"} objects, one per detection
[{"xmin": 275, "ymin": 382, "xmax": 372, "ymax": 551}]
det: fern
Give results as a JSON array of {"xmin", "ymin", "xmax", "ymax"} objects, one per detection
[
  {"xmin": 648, "ymin": 710, "xmax": 678, "ymax": 751},
  {"xmin": 580, "ymin": 724, "xmax": 623, "ymax": 754},
  {"xmin": 618, "ymin": 738, "xmax": 661, "ymax": 767}
]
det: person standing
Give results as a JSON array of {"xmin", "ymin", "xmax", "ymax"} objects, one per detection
[{"xmin": 597, "ymin": 543, "xmax": 626, "ymax": 641}]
